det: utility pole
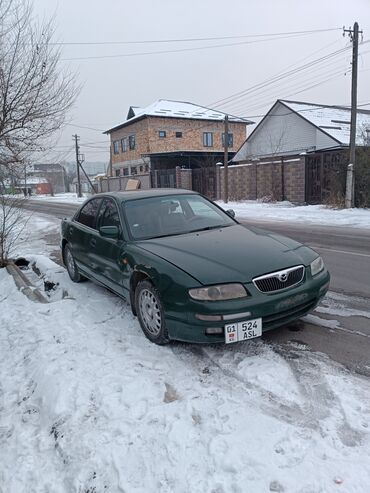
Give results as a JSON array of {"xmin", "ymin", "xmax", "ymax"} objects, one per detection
[
  {"xmin": 73, "ymin": 134, "xmax": 82, "ymax": 198},
  {"xmin": 223, "ymin": 114, "xmax": 229, "ymax": 203},
  {"xmin": 344, "ymin": 22, "xmax": 362, "ymax": 208},
  {"xmin": 109, "ymin": 145, "xmax": 113, "ymax": 177}
]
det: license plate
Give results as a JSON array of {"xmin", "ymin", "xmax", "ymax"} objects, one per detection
[{"xmin": 225, "ymin": 318, "xmax": 262, "ymax": 344}]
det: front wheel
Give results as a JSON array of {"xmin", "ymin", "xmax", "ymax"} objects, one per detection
[
  {"xmin": 63, "ymin": 244, "xmax": 84, "ymax": 283},
  {"xmin": 135, "ymin": 280, "xmax": 169, "ymax": 345}
]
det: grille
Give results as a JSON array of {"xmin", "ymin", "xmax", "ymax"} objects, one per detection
[{"xmin": 253, "ymin": 265, "xmax": 305, "ymax": 293}]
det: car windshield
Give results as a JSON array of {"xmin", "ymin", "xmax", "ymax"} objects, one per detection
[{"xmin": 123, "ymin": 194, "xmax": 235, "ymax": 240}]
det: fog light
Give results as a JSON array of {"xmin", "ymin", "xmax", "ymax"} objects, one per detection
[
  {"xmin": 196, "ymin": 314, "xmax": 222, "ymax": 321},
  {"xmin": 205, "ymin": 327, "xmax": 224, "ymax": 335}
]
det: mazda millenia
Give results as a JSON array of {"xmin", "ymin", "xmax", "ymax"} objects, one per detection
[{"xmin": 61, "ymin": 190, "xmax": 330, "ymax": 345}]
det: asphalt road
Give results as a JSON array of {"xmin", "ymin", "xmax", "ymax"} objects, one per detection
[
  {"xmin": 20, "ymin": 198, "xmax": 370, "ymax": 376},
  {"xmin": 241, "ymin": 219, "xmax": 370, "ymax": 299},
  {"xmin": 21, "ymin": 198, "xmax": 370, "ymax": 298}
]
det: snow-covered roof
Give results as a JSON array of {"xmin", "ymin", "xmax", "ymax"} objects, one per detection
[
  {"xmin": 18, "ymin": 177, "xmax": 48, "ymax": 185},
  {"xmin": 281, "ymin": 100, "xmax": 370, "ymax": 146},
  {"xmin": 106, "ymin": 99, "xmax": 253, "ymax": 133}
]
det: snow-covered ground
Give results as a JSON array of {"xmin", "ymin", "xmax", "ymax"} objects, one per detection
[
  {"xmin": 217, "ymin": 200, "xmax": 370, "ymax": 229},
  {"xmin": 28, "ymin": 193, "xmax": 370, "ymax": 229},
  {"xmin": 1, "ymin": 213, "xmax": 370, "ymax": 492}
]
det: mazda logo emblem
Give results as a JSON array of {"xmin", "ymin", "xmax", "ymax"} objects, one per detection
[{"xmin": 278, "ymin": 273, "xmax": 288, "ymax": 282}]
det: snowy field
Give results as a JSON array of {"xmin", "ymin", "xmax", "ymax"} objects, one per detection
[
  {"xmin": 1, "ymin": 213, "xmax": 370, "ymax": 492},
  {"xmin": 28, "ymin": 193, "xmax": 370, "ymax": 229}
]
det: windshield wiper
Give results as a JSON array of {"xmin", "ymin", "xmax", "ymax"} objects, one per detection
[{"xmin": 192, "ymin": 224, "xmax": 231, "ymax": 232}]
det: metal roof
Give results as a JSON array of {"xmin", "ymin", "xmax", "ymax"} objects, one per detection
[
  {"xmin": 105, "ymin": 99, "xmax": 253, "ymax": 134},
  {"xmin": 281, "ymin": 100, "xmax": 370, "ymax": 146}
]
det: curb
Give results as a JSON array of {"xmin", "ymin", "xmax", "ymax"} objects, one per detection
[{"xmin": 6, "ymin": 262, "xmax": 49, "ymax": 304}]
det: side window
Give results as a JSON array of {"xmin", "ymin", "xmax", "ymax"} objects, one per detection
[
  {"xmin": 76, "ymin": 199, "xmax": 102, "ymax": 229},
  {"xmin": 98, "ymin": 199, "xmax": 121, "ymax": 231}
]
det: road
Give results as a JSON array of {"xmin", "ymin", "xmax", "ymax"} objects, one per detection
[
  {"xmin": 21, "ymin": 198, "xmax": 370, "ymax": 298},
  {"xmin": 20, "ymin": 198, "xmax": 370, "ymax": 376}
]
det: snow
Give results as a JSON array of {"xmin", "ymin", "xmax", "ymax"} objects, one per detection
[
  {"xmin": 217, "ymin": 200, "xmax": 370, "ymax": 229},
  {"xmin": 23, "ymin": 192, "xmax": 370, "ymax": 229},
  {"xmin": 282, "ymin": 100, "xmax": 370, "ymax": 146},
  {"xmin": 106, "ymin": 99, "xmax": 251, "ymax": 133},
  {"xmin": 29, "ymin": 192, "xmax": 89, "ymax": 204},
  {"xmin": 1, "ymin": 212, "xmax": 370, "ymax": 492}
]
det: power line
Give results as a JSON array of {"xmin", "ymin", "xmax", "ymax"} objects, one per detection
[
  {"xmin": 220, "ymin": 59, "xmax": 350, "ymax": 115},
  {"xmin": 208, "ymin": 44, "xmax": 353, "ymax": 109},
  {"xmin": 53, "ymin": 27, "xmax": 341, "ymax": 46},
  {"xmin": 61, "ymin": 32, "xmax": 336, "ymax": 61},
  {"xmin": 63, "ymin": 122, "xmax": 105, "ymax": 132},
  {"xmin": 225, "ymin": 62, "xmax": 351, "ymax": 115}
]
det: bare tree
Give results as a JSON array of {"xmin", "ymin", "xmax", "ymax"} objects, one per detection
[
  {"xmin": 0, "ymin": 191, "xmax": 29, "ymax": 266},
  {"xmin": 0, "ymin": 0, "xmax": 78, "ymax": 177}
]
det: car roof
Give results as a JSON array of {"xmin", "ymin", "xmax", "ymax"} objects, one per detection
[{"xmin": 95, "ymin": 189, "xmax": 199, "ymax": 202}]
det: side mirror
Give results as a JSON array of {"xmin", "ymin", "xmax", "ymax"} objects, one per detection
[
  {"xmin": 99, "ymin": 225, "xmax": 119, "ymax": 238},
  {"xmin": 226, "ymin": 209, "xmax": 235, "ymax": 219}
]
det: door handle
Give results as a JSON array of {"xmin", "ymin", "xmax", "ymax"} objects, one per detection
[{"xmin": 90, "ymin": 238, "xmax": 96, "ymax": 248}]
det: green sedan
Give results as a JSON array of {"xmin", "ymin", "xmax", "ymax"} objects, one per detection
[{"xmin": 61, "ymin": 190, "xmax": 330, "ymax": 345}]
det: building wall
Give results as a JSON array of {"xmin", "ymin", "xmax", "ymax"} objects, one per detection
[
  {"xmin": 111, "ymin": 118, "xmax": 150, "ymax": 166},
  {"xmin": 234, "ymin": 101, "xmax": 338, "ymax": 161},
  {"xmin": 146, "ymin": 117, "xmax": 246, "ymax": 154},
  {"xmin": 219, "ymin": 157, "xmax": 306, "ymax": 204},
  {"xmin": 98, "ymin": 173, "xmax": 151, "ymax": 192},
  {"xmin": 110, "ymin": 116, "xmax": 247, "ymax": 172}
]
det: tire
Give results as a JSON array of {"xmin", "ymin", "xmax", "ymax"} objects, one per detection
[
  {"xmin": 63, "ymin": 244, "xmax": 84, "ymax": 283},
  {"xmin": 135, "ymin": 280, "xmax": 169, "ymax": 345}
]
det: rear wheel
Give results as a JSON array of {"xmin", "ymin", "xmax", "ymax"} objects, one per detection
[
  {"xmin": 135, "ymin": 280, "xmax": 169, "ymax": 345},
  {"xmin": 63, "ymin": 244, "xmax": 84, "ymax": 283}
]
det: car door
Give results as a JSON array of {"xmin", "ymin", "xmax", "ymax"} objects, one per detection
[
  {"xmin": 93, "ymin": 198, "xmax": 129, "ymax": 298},
  {"xmin": 68, "ymin": 197, "xmax": 103, "ymax": 277}
]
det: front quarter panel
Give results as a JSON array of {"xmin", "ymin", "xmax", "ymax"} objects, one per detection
[{"xmin": 125, "ymin": 244, "xmax": 202, "ymax": 324}]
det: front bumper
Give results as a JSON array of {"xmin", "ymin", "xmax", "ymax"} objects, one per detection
[{"xmin": 165, "ymin": 268, "xmax": 330, "ymax": 343}]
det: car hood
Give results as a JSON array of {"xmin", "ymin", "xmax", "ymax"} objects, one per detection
[{"xmin": 136, "ymin": 224, "xmax": 317, "ymax": 285}]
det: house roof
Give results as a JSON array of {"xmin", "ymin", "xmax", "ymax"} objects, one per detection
[
  {"xmin": 105, "ymin": 99, "xmax": 253, "ymax": 134},
  {"xmin": 280, "ymin": 100, "xmax": 370, "ymax": 146}
]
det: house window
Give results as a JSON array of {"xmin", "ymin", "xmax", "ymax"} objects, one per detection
[
  {"xmin": 121, "ymin": 138, "xmax": 127, "ymax": 152},
  {"xmin": 113, "ymin": 141, "xmax": 119, "ymax": 154},
  {"xmin": 129, "ymin": 135, "xmax": 135, "ymax": 150},
  {"xmin": 158, "ymin": 130, "xmax": 166, "ymax": 138},
  {"xmin": 139, "ymin": 165, "xmax": 143, "ymax": 173},
  {"xmin": 145, "ymin": 164, "xmax": 149, "ymax": 172},
  {"xmin": 175, "ymin": 131, "xmax": 182, "ymax": 138},
  {"xmin": 203, "ymin": 132, "xmax": 213, "ymax": 147},
  {"xmin": 131, "ymin": 167, "xmax": 137, "ymax": 175},
  {"xmin": 222, "ymin": 133, "xmax": 233, "ymax": 147},
  {"xmin": 123, "ymin": 168, "xmax": 129, "ymax": 176},
  {"xmin": 115, "ymin": 169, "xmax": 120, "ymax": 177}
]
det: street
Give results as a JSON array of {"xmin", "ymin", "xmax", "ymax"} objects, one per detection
[{"xmin": 20, "ymin": 198, "xmax": 370, "ymax": 376}]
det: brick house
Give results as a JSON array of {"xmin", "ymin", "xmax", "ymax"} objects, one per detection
[{"xmin": 104, "ymin": 99, "xmax": 252, "ymax": 187}]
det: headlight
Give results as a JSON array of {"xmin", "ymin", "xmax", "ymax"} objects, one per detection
[
  {"xmin": 189, "ymin": 283, "xmax": 248, "ymax": 301},
  {"xmin": 310, "ymin": 256, "xmax": 324, "ymax": 277}
]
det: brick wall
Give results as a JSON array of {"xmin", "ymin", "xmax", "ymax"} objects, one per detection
[
  {"xmin": 111, "ymin": 118, "xmax": 149, "ymax": 166},
  {"xmin": 176, "ymin": 167, "xmax": 193, "ymax": 190},
  {"xmin": 98, "ymin": 173, "xmax": 151, "ymax": 192},
  {"xmin": 218, "ymin": 156, "xmax": 306, "ymax": 204},
  {"xmin": 110, "ymin": 116, "xmax": 247, "ymax": 167}
]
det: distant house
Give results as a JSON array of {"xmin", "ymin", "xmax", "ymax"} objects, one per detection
[
  {"xmin": 230, "ymin": 100, "xmax": 370, "ymax": 204},
  {"xmin": 104, "ymin": 99, "xmax": 253, "ymax": 187},
  {"xmin": 28, "ymin": 163, "xmax": 67, "ymax": 194}
]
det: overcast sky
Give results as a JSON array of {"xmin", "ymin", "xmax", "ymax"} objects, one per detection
[{"xmin": 33, "ymin": 0, "xmax": 370, "ymax": 166}]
